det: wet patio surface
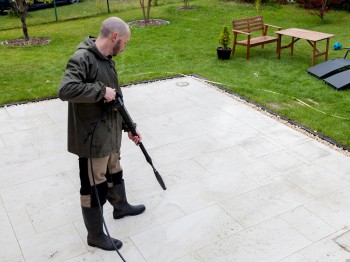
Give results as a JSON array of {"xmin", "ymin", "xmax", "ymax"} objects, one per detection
[{"xmin": 1, "ymin": 76, "xmax": 350, "ymax": 262}]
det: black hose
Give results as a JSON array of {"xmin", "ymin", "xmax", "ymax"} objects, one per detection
[{"xmin": 89, "ymin": 110, "xmax": 126, "ymax": 262}]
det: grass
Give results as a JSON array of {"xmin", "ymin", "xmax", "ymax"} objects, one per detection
[{"xmin": 1, "ymin": 0, "xmax": 350, "ymax": 148}]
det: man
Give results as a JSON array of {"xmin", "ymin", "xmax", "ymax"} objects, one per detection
[{"xmin": 58, "ymin": 17, "xmax": 145, "ymax": 251}]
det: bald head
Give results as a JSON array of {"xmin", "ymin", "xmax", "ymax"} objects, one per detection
[{"xmin": 99, "ymin": 17, "xmax": 130, "ymax": 39}]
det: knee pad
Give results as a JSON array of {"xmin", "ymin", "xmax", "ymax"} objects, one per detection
[
  {"xmin": 90, "ymin": 181, "xmax": 108, "ymax": 207},
  {"xmin": 106, "ymin": 170, "xmax": 123, "ymax": 185}
]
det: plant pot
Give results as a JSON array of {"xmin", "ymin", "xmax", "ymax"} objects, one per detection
[{"xmin": 217, "ymin": 47, "xmax": 232, "ymax": 60}]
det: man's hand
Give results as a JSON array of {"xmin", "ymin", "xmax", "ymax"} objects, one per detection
[
  {"xmin": 128, "ymin": 130, "xmax": 142, "ymax": 145},
  {"xmin": 104, "ymin": 87, "xmax": 116, "ymax": 103}
]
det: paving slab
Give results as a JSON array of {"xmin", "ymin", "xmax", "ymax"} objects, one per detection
[{"xmin": 0, "ymin": 76, "xmax": 350, "ymax": 262}]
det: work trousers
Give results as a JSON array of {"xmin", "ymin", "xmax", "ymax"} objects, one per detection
[{"xmin": 79, "ymin": 152, "xmax": 122, "ymax": 208}]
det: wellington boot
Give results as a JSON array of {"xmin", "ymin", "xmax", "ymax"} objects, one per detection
[
  {"xmin": 107, "ymin": 179, "xmax": 145, "ymax": 219},
  {"xmin": 81, "ymin": 206, "xmax": 122, "ymax": 250}
]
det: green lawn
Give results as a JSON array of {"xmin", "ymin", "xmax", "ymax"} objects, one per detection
[{"xmin": 1, "ymin": 0, "xmax": 350, "ymax": 148}]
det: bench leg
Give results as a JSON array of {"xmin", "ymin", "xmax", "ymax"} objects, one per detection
[{"xmin": 232, "ymin": 42, "xmax": 236, "ymax": 58}]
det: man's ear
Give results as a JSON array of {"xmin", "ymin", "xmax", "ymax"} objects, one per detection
[{"xmin": 111, "ymin": 32, "xmax": 118, "ymax": 42}]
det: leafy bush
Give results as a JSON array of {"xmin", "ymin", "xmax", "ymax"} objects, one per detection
[{"xmin": 298, "ymin": 0, "xmax": 346, "ymax": 20}]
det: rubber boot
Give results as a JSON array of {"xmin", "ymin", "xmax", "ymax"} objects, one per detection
[
  {"xmin": 81, "ymin": 206, "xmax": 123, "ymax": 250},
  {"xmin": 107, "ymin": 179, "xmax": 146, "ymax": 219}
]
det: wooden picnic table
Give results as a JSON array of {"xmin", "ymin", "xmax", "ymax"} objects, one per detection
[{"xmin": 276, "ymin": 28, "xmax": 335, "ymax": 66}]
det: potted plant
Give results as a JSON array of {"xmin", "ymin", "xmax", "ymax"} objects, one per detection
[{"xmin": 217, "ymin": 24, "xmax": 232, "ymax": 60}]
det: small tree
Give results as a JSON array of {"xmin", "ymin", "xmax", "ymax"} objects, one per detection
[
  {"xmin": 184, "ymin": 0, "xmax": 190, "ymax": 8},
  {"xmin": 218, "ymin": 24, "xmax": 231, "ymax": 50},
  {"xmin": 255, "ymin": 0, "xmax": 261, "ymax": 12},
  {"xmin": 9, "ymin": 0, "xmax": 51, "ymax": 41},
  {"xmin": 299, "ymin": 0, "xmax": 344, "ymax": 20},
  {"xmin": 139, "ymin": 0, "xmax": 152, "ymax": 23}
]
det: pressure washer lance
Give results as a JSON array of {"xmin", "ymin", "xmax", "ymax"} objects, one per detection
[{"xmin": 112, "ymin": 96, "xmax": 167, "ymax": 190}]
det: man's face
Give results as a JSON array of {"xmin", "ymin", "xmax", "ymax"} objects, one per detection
[{"xmin": 112, "ymin": 34, "xmax": 129, "ymax": 57}]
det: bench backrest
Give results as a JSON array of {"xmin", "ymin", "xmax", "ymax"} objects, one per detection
[{"xmin": 232, "ymin": 16, "xmax": 264, "ymax": 33}]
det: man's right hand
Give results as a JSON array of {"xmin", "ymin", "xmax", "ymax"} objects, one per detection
[{"xmin": 104, "ymin": 87, "xmax": 116, "ymax": 103}]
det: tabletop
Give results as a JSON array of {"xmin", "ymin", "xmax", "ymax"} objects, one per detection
[{"xmin": 276, "ymin": 28, "xmax": 335, "ymax": 42}]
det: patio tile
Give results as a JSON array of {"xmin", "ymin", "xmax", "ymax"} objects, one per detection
[
  {"xmin": 236, "ymin": 156, "xmax": 290, "ymax": 186},
  {"xmin": 298, "ymin": 228, "xmax": 350, "ymax": 261},
  {"xmin": 229, "ymin": 134, "xmax": 282, "ymax": 158},
  {"xmin": 304, "ymin": 185, "xmax": 350, "ymax": 229},
  {"xmin": 158, "ymin": 168, "xmax": 260, "ymax": 214},
  {"xmin": 1, "ymin": 123, "xmax": 67, "ymax": 156},
  {"xmin": 166, "ymin": 106, "xmax": 225, "ymax": 125},
  {"xmin": 100, "ymin": 193, "xmax": 185, "ymax": 239},
  {"xmin": 4, "ymin": 99, "xmax": 61, "ymax": 118},
  {"xmin": 0, "ymin": 136, "xmax": 4, "ymax": 149},
  {"xmin": 1, "ymin": 173, "xmax": 78, "ymax": 234},
  {"xmin": 135, "ymin": 114, "xmax": 178, "ymax": 132},
  {"xmin": 196, "ymin": 217, "xmax": 311, "ymax": 262},
  {"xmin": 19, "ymin": 224, "xmax": 87, "ymax": 262},
  {"xmin": 285, "ymin": 164, "xmax": 350, "ymax": 198},
  {"xmin": 146, "ymin": 158, "xmax": 213, "ymax": 190},
  {"xmin": 0, "ymin": 107, "xmax": 10, "ymax": 121},
  {"xmin": 279, "ymin": 253, "xmax": 308, "ymax": 262},
  {"xmin": 205, "ymin": 111, "xmax": 247, "ymax": 132},
  {"xmin": 64, "ymin": 238, "xmax": 146, "ymax": 262},
  {"xmin": 142, "ymin": 118, "xmax": 221, "ymax": 148},
  {"xmin": 314, "ymin": 151, "xmax": 350, "ymax": 177},
  {"xmin": 279, "ymin": 206, "xmax": 336, "ymax": 242},
  {"xmin": 289, "ymin": 140, "xmax": 334, "ymax": 162},
  {"xmin": 148, "ymin": 134, "xmax": 225, "ymax": 167},
  {"xmin": 172, "ymin": 253, "xmax": 204, "ymax": 262},
  {"xmin": 0, "ymin": 113, "xmax": 53, "ymax": 135},
  {"xmin": 194, "ymin": 146, "xmax": 253, "ymax": 175},
  {"xmin": 262, "ymin": 123, "xmax": 312, "ymax": 148},
  {"xmin": 218, "ymin": 100, "xmax": 266, "ymax": 119},
  {"xmin": 0, "ymin": 152, "xmax": 77, "ymax": 189},
  {"xmin": 0, "ymin": 143, "xmax": 39, "ymax": 166},
  {"xmin": 219, "ymin": 180, "xmax": 314, "ymax": 228},
  {"xmin": 131, "ymin": 205, "xmax": 243, "ymax": 262},
  {"xmin": 5, "ymin": 256, "xmax": 26, "ymax": 262},
  {"xmin": 0, "ymin": 199, "xmax": 22, "ymax": 261},
  {"xmin": 5, "ymin": 207, "xmax": 36, "ymax": 240},
  {"xmin": 239, "ymin": 110, "xmax": 283, "ymax": 130},
  {"xmin": 1, "ymin": 172, "xmax": 76, "ymax": 210}
]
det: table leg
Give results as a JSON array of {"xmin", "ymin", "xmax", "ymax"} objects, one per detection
[
  {"xmin": 325, "ymin": 38, "xmax": 330, "ymax": 61},
  {"xmin": 277, "ymin": 34, "xmax": 281, "ymax": 59},
  {"xmin": 291, "ymin": 37, "xmax": 294, "ymax": 56},
  {"xmin": 312, "ymin": 41, "xmax": 316, "ymax": 66}
]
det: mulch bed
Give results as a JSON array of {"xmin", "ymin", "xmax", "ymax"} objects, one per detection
[
  {"xmin": 176, "ymin": 6, "xmax": 197, "ymax": 10},
  {"xmin": 1, "ymin": 19, "xmax": 170, "ymax": 46},
  {"xmin": 127, "ymin": 19, "xmax": 170, "ymax": 27},
  {"xmin": 1, "ymin": 37, "xmax": 51, "ymax": 46}
]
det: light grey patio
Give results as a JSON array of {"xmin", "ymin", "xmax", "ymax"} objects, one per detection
[{"xmin": 1, "ymin": 76, "xmax": 350, "ymax": 262}]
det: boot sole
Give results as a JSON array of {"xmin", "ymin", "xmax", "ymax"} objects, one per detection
[
  {"xmin": 88, "ymin": 241, "xmax": 123, "ymax": 251},
  {"xmin": 113, "ymin": 207, "xmax": 146, "ymax": 219}
]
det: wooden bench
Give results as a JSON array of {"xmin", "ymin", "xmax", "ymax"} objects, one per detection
[{"xmin": 232, "ymin": 16, "xmax": 282, "ymax": 60}]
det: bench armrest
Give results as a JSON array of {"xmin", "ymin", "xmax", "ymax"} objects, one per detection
[
  {"xmin": 232, "ymin": 29, "xmax": 251, "ymax": 36},
  {"xmin": 264, "ymin": 24, "xmax": 282, "ymax": 30}
]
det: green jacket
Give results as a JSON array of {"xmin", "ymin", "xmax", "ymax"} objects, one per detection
[{"xmin": 58, "ymin": 36, "xmax": 123, "ymax": 158}]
